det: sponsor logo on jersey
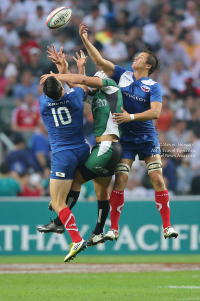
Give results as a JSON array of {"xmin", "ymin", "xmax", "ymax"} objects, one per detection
[
  {"xmin": 141, "ymin": 85, "xmax": 150, "ymax": 92},
  {"xmin": 56, "ymin": 172, "xmax": 65, "ymax": 178},
  {"xmin": 92, "ymin": 99, "xmax": 108, "ymax": 112},
  {"xmin": 48, "ymin": 100, "xmax": 69, "ymax": 106},
  {"xmin": 122, "ymin": 91, "xmax": 146, "ymax": 102}
]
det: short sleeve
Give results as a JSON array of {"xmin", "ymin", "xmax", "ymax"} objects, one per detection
[
  {"xmin": 110, "ymin": 65, "xmax": 127, "ymax": 84},
  {"xmin": 73, "ymin": 87, "xmax": 86, "ymax": 102},
  {"xmin": 150, "ymin": 83, "xmax": 162, "ymax": 103},
  {"xmin": 102, "ymin": 78, "xmax": 118, "ymax": 87}
]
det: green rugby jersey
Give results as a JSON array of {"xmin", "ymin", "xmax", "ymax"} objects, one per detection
[{"xmin": 88, "ymin": 78, "xmax": 123, "ymax": 138}]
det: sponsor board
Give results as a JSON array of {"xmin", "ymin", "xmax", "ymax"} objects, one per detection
[{"xmin": 0, "ymin": 198, "xmax": 199, "ymax": 255}]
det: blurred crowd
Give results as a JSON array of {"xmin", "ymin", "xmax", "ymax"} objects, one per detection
[{"xmin": 0, "ymin": 0, "xmax": 200, "ymax": 197}]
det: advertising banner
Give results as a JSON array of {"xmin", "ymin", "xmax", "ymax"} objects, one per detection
[{"xmin": 0, "ymin": 198, "xmax": 199, "ymax": 255}]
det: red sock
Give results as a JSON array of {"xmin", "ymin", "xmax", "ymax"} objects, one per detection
[
  {"xmin": 155, "ymin": 190, "xmax": 170, "ymax": 229},
  {"xmin": 110, "ymin": 189, "xmax": 124, "ymax": 231},
  {"xmin": 58, "ymin": 207, "xmax": 82, "ymax": 243}
]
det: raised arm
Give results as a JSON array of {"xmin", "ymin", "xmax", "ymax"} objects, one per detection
[
  {"xmin": 79, "ymin": 23, "xmax": 114, "ymax": 77},
  {"xmin": 40, "ymin": 72, "xmax": 103, "ymax": 89}
]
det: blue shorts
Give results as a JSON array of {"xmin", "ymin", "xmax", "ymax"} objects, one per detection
[
  {"xmin": 120, "ymin": 134, "xmax": 161, "ymax": 161},
  {"xmin": 50, "ymin": 144, "xmax": 90, "ymax": 180}
]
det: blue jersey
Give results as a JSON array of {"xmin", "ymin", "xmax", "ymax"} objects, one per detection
[
  {"xmin": 39, "ymin": 87, "xmax": 87, "ymax": 154},
  {"xmin": 111, "ymin": 66, "xmax": 162, "ymax": 139}
]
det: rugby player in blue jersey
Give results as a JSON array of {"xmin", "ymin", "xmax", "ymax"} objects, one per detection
[
  {"xmin": 79, "ymin": 22, "xmax": 178, "ymax": 241},
  {"xmin": 39, "ymin": 48, "xmax": 91, "ymax": 261}
]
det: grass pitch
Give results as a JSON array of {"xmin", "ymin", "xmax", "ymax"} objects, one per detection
[
  {"xmin": 0, "ymin": 255, "xmax": 200, "ymax": 301},
  {"xmin": 1, "ymin": 271, "xmax": 200, "ymax": 301}
]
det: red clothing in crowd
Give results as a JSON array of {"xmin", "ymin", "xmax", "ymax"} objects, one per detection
[
  {"xmin": 19, "ymin": 40, "xmax": 41, "ymax": 64},
  {"xmin": 18, "ymin": 186, "xmax": 41, "ymax": 196},
  {"xmin": 156, "ymin": 110, "xmax": 174, "ymax": 132},
  {"xmin": 12, "ymin": 103, "xmax": 40, "ymax": 129}
]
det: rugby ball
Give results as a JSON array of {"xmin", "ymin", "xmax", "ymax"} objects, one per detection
[{"xmin": 46, "ymin": 7, "xmax": 72, "ymax": 29}]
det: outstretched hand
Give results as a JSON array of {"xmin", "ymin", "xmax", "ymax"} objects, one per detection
[
  {"xmin": 79, "ymin": 22, "xmax": 89, "ymax": 40},
  {"xmin": 46, "ymin": 44, "xmax": 68, "ymax": 69},
  {"xmin": 72, "ymin": 50, "xmax": 88, "ymax": 69},
  {"xmin": 112, "ymin": 108, "xmax": 131, "ymax": 125}
]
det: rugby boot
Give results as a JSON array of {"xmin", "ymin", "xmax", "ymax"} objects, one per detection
[
  {"xmin": 37, "ymin": 220, "xmax": 65, "ymax": 234},
  {"xmin": 87, "ymin": 233, "xmax": 105, "ymax": 246},
  {"xmin": 104, "ymin": 229, "xmax": 118, "ymax": 241},
  {"xmin": 164, "ymin": 226, "xmax": 178, "ymax": 239},
  {"xmin": 64, "ymin": 239, "xmax": 87, "ymax": 262}
]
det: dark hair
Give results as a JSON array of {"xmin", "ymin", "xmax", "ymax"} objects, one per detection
[
  {"xmin": 91, "ymin": 5, "xmax": 99, "ymax": 11},
  {"xmin": 19, "ymin": 30, "xmax": 30, "ymax": 38},
  {"xmin": 43, "ymin": 76, "xmax": 62, "ymax": 101},
  {"xmin": 143, "ymin": 48, "xmax": 160, "ymax": 76},
  {"xmin": 13, "ymin": 135, "xmax": 25, "ymax": 145},
  {"xmin": 0, "ymin": 162, "xmax": 10, "ymax": 174}
]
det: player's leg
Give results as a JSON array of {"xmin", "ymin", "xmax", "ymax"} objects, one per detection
[
  {"xmin": 38, "ymin": 145, "xmax": 90, "ymax": 233},
  {"xmin": 87, "ymin": 176, "xmax": 112, "ymax": 246},
  {"xmin": 145, "ymin": 154, "xmax": 178, "ymax": 239},
  {"xmin": 51, "ymin": 169, "xmax": 86, "ymax": 228},
  {"xmin": 104, "ymin": 158, "xmax": 134, "ymax": 241},
  {"xmin": 50, "ymin": 178, "xmax": 87, "ymax": 262}
]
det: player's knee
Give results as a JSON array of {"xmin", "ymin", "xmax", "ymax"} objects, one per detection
[{"xmin": 114, "ymin": 172, "xmax": 128, "ymax": 191}]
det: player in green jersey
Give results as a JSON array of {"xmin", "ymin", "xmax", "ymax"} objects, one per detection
[{"xmin": 38, "ymin": 60, "xmax": 123, "ymax": 247}]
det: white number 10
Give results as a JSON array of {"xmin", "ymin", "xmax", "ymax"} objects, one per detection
[{"xmin": 51, "ymin": 107, "xmax": 72, "ymax": 127}]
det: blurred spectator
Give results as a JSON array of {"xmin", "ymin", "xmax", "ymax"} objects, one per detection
[
  {"xmin": 23, "ymin": 0, "xmax": 51, "ymax": 19},
  {"xmin": 177, "ymin": 156, "xmax": 192, "ymax": 194},
  {"xmin": 124, "ymin": 178, "xmax": 148, "ymax": 199},
  {"xmin": 30, "ymin": 119, "xmax": 50, "ymax": 171},
  {"xmin": 189, "ymin": 129, "xmax": 200, "ymax": 177},
  {"xmin": 0, "ymin": 64, "xmax": 8, "ymax": 97},
  {"xmin": 18, "ymin": 172, "xmax": 44, "ymax": 196},
  {"xmin": 109, "ymin": 10, "xmax": 130, "ymax": 34},
  {"xmin": 192, "ymin": 15, "xmax": 200, "ymax": 44},
  {"xmin": 158, "ymin": 35, "xmax": 191, "ymax": 69},
  {"xmin": 182, "ymin": 0, "xmax": 197, "ymax": 28},
  {"xmin": 162, "ymin": 157, "xmax": 177, "ymax": 191},
  {"xmin": 12, "ymin": 93, "xmax": 40, "ymax": 132},
  {"xmin": 14, "ymin": 70, "xmax": 39, "ymax": 102},
  {"xmin": 0, "ymin": 162, "xmax": 21, "ymax": 196},
  {"xmin": 19, "ymin": 31, "xmax": 40, "ymax": 64},
  {"xmin": 183, "ymin": 77, "xmax": 198, "ymax": 98},
  {"xmin": 103, "ymin": 30, "xmax": 128, "ymax": 64},
  {"xmin": 159, "ymin": 72, "xmax": 171, "ymax": 96},
  {"xmin": 21, "ymin": 48, "xmax": 46, "ymax": 80},
  {"xmin": 180, "ymin": 31, "xmax": 199, "ymax": 63},
  {"xmin": 53, "ymin": 29, "xmax": 76, "ymax": 54},
  {"xmin": 6, "ymin": 135, "xmax": 40, "ymax": 174},
  {"xmin": 169, "ymin": 89, "xmax": 183, "ymax": 112},
  {"xmin": 170, "ymin": 60, "xmax": 191, "ymax": 93},
  {"xmin": 131, "ymin": 3, "xmax": 150, "ymax": 27},
  {"xmin": 142, "ymin": 11, "xmax": 166, "ymax": 51},
  {"xmin": 83, "ymin": 5, "xmax": 106, "ymax": 32},
  {"xmin": 0, "ymin": 20, "xmax": 20, "ymax": 49},
  {"xmin": 167, "ymin": 120, "xmax": 189, "ymax": 146},
  {"xmin": 26, "ymin": 5, "xmax": 51, "ymax": 40},
  {"xmin": 2, "ymin": 0, "xmax": 26, "ymax": 26},
  {"xmin": 156, "ymin": 96, "xmax": 174, "ymax": 132},
  {"xmin": 175, "ymin": 96, "xmax": 195, "ymax": 120}
]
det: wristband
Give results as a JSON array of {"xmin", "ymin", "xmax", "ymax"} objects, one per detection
[{"xmin": 130, "ymin": 114, "xmax": 135, "ymax": 121}]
